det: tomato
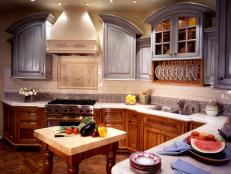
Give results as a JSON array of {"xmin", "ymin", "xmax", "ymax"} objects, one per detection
[
  {"xmin": 205, "ymin": 134, "xmax": 216, "ymax": 141},
  {"xmin": 73, "ymin": 128, "xmax": 79, "ymax": 134},
  {"xmin": 186, "ymin": 135, "xmax": 192, "ymax": 145},
  {"xmin": 191, "ymin": 131, "xmax": 200, "ymax": 137},
  {"xmin": 65, "ymin": 127, "xmax": 72, "ymax": 134},
  {"xmin": 198, "ymin": 134, "xmax": 206, "ymax": 140}
]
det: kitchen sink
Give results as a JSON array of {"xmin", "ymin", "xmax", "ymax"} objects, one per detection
[{"xmin": 147, "ymin": 105, "xmax": 193, "ymax": 116}]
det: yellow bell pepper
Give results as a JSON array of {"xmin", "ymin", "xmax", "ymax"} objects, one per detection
[{"xmin": 98, "ymin": 123, "xmax": 107, "ymax": 137}]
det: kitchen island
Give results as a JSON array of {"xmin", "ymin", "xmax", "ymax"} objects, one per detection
[{"xmin": 34, "ymin": 127, "xmax": 126, "ymax": 174}]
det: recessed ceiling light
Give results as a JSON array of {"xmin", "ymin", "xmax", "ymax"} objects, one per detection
[
  {"xmin": 57, "ymin": 2, "xmax": 62, "ymax": 6},
  {"xmin": 132, "ymin": 0, "xmax": 137, "ymax": 4},
  {"xmin": 30, "ymin": 0, "xmax": 35, "ymax": 2},
  {"xmin": 110, "ymin": 0, "xmax": 114, "ymax": 3},
  {"xmin": 85, "ymin": 3, "xmax": 90, "ymax": 7}
]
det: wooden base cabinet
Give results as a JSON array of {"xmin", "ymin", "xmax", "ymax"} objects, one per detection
[
  {"xmin": 3, "ymin": 104, "xmax": 45, "ymax": 147},
  {"xmin": 3, "ymin": 104, "xmax": 16, "ymax": 143},
  {"xmin": 99, "ymin": 109, "xmax": 127, "ymax": 148},
  {"xmin": 143, "ymin": 114, "xmax": 188, "ymax": 150},
  {"xmin": 189, "ymin": 121, "xmax": 205, "ymax": 131},
  {"xmin": 127, "ymin": 111, "xmax": 142, "ymax": 151}
]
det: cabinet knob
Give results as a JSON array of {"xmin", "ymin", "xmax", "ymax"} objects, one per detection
[{"xmin": 218, "ymin": 77, "xmax": 224, "ymax": 80}]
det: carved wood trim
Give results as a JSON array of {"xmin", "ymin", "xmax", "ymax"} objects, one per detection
[
  {"xmin": 6, "ymin": 13, "xmax": 55, "ymax": 34},
  {"xmin": 145, "ymin": 2, "xmax": 215, "ymax": 24}
]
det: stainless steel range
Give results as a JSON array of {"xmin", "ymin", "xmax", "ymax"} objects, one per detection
[{"xmin": 45, "ymin": 99, "xmax": 96, "ymax": 127}]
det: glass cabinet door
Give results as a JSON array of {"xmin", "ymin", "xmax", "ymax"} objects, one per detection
[
  {"xmin": 153, "ymin": 18, "xmax": 172, "ymax": 58},
  {"xmin": 175, "ymin": 15, "xmax": 199, "ymax": 57}
]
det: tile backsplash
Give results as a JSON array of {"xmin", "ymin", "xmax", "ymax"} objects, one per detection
[{"xmin": 3, "ymin": 54, "xmax": 231, "ymax": 115}]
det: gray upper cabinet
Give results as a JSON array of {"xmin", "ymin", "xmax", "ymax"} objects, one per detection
[
  {"xmin": 100, "ymin": 14, "xmax": 142, "ymax": 79},
  {"xmin": 6, "ymin": 13, "xmax": 55, "ymax": 79},
  {"xmin": 204, "ymin": 28, "xmax": 216, "ymax": 85},
  {"xmin": 136, "ymin": 37, "xmax": 152, "ymax": 80},
  {"xmin": 145, "ymin": 2, "xmax": 215, "ymax": 60},
  {"xmin": 215, "ymin": 0, "xmax": 231, "ymax": 89}
]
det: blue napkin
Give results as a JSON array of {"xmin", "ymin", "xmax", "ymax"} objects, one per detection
[
  {"xmin": 171, "ymin": 159, "xmax": 211, "ymax": 174},
  {"xmin": 158, "ymin": 141, "xmax": 191, "ymax": 155}
]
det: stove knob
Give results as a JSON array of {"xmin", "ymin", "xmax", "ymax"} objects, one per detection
[
  {"xmin": 70, "ymin": 108, "xmax": 74, "ymax": 112},
  {"xmin": 64, "ymin": 109, "xmax": 67, "ymax": 112},
  {"xmin": 47, "ymin": 108, "xmax": 52, "ymax": 112},
  {"xmin": 55, "ymin": 109, "xmax": 58, "ymax": 112},
  {"xmin": 80, "ymin": 109, "xmax": 83, "ymax": 113},
  {"xmin": 87, "ymin": 110, "xmax": 90, "ymax": 113}
]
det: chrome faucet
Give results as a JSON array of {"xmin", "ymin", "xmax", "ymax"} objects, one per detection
[{"xmin": 177, "ymin": 99, "xmax": 185, "ymax": 111}]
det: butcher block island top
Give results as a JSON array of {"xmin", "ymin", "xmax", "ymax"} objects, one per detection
[
  {"xmin": 34, "ymin": 126, "xmax": 126, "ymax": 156},
  {"xmin": 34, "ymin": 126, "xmax": 126, "ymax": 174}
]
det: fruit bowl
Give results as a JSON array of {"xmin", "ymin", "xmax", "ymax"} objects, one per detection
[{"xmin": 125, "ymin": 94, "xmax": 137, "ymax": 105}]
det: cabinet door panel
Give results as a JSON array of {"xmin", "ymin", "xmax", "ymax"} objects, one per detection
[
  {"xmin": 13, "ymin": 22, "xmax": 46, "ymax": 77},
  {"xmin": 104, "ymin": 24, "xmax": 135, "ymax": 79},
  {"xmin": 216, "ymin": 0, "xmax": 231, "ymax": 87},
  {"xmin": 100, "ymin": 109, "xmax": 126, "ymax": 148},
  {"xmin": 128, "ymin": 121, "xmax": 140, "ymax": 151},
  {"xmin": 144, "ymin": 127, "xmax": 162, "ymax": 150},
  {"xmin": 163, "ymin": 131, "xmax": 178, "ymax": 142},
  {"xmin": 137, "ymin": 47, "xmax": 152, "ymax": 79},
  {"xmin": 204, "ymin": 28, "xmax": 216, "ymax": 84},
  {"xmin": 3, "ymin": 105, "xmax": 16, "ymax": 142}
]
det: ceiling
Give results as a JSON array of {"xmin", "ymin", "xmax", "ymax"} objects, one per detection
[{"xmin": 0, "ymin": 0, "xmax": 216, "ymax": 12}]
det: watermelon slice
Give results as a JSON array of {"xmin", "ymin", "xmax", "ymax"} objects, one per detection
[{"xmin": 191, "ymin": 138, "xmax": 225, "ymax": 154}]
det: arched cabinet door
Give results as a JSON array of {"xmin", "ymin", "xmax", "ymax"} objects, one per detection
[
  {"xmin": 145, "ymin": 2, "xmax": 215, "ymax": 60},
  {"xmin": 104, "ymin": 24, "xmax": 136, "ymax": 79},
  {"xmin": 6, "ymin": 13, "xmax": 55, "ymax": 79},
  {"xmin": 100, "ymin": 14, "xmax": 142, "ymax": 79}
]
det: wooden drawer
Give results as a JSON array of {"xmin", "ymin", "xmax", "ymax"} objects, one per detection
[
  {"xmin": 143, "ymin": 115, "xmax": 187, "ymax": 134},
  {"xmin": 17, "ymin": 108, "xmax": 39, "ymax": 116}
]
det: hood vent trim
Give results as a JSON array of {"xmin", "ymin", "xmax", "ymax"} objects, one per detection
[
  {"xmin": 46, "ymin": 6, "xmax": 98, "ymax": 55},
  {"xmin": 46, "ymin": 40, "xmax": 98, "ymax": 54}
]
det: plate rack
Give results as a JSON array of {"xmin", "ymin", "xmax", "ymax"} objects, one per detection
[{"xmin": 152, "ymin": 59, "xmax": 203, "ymax": 86}]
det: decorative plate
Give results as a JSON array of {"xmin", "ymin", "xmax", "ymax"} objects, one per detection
[
  {"xmin": 155, "ymin": 65, "xmax": 161, "ymax": 80},
  {"xmin": 160, "ymin": 65, "xmax": 165, "ymax": 80},
  {"xmin": 130, "ymin": 152, "xmax": 161, "ymax": 166},
  {"xmin": 192, "ymin": 64, "xmax": 200, "ymax": 80},
  {"xmin": 164, "ymin": 65, "xmax": 169, "ymax": 80},
  {"xmin": 177, "ymin": 64, "xmax": 184, "ymax": 80},
  {"xmin": 186, "ymin": 64, "xmax": 194, "ymax": 80},
  {"xmin": 167, "ymin": 65, "xmax": 174, "ymax": 80},
  {"xmin": 173, "ymin": 65, "xmax": 178, "ymax": 80}
]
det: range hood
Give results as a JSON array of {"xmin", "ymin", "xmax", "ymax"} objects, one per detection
[{"xmin": 46, "ymin": 6, "xmax": 98, "ymax": 54}]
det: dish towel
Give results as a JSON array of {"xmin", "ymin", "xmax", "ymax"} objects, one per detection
[
  {"xmin": 158, "ymin": 141, "xmax": 191, "ymax": 155},
  {"xmin": 171, "ymin": 159, "xmax": 211, "ymax": 174}
]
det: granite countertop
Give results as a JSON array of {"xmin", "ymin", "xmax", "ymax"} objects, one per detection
[{"xmin": 1, "ymin": 99, "xmax": 222, "ymax": 123}]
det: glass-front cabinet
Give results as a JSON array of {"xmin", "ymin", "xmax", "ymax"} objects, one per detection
[
  {"xmin": 152, "ymin": 13, "xmax": 200, "ymax": 60},
  {"xmin": 153, "ymin": 18, "xmax": 172, "ymax": 57},
  {"xmin": 175, "ymin": 15, "xmax": 199, "ymax": 57}
]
